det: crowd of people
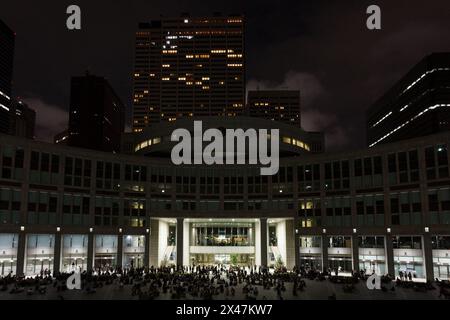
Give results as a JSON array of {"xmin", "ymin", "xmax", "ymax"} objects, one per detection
[{"xmin": 0, "ymin": 265, "xmax": 447, "ymax": 300}]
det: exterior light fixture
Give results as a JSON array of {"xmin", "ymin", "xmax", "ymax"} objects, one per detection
[
  {"xmin": 56, "ymin": 227, "xmax": 61, "ymax": 232},
  {"xmin": 20, "ymin": 226, "xmax": 25, "ymax": 231},
  {"xmin": 89, "ymin": 227, "xmax": 93, "ymax": 233},
  {"xmin": 424, "ymin": 227, "xmax": 430, "ymax": 233},
  {"xmin": 387, "ymin": 228, "xmax": 391, "ymax": 233},
  {"xmin": 353, "ymin": 228, "xmax": 357, "ymax": 234},
  {"xmin": 322, "ymin": 228, "xmax": 327, "ymax": 234},
  {"xmin": 119, "ymin": 228, "xmax": 122, "ymax": 233}
]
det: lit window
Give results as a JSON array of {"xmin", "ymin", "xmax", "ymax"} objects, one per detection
[{"xmin": 282, "ymin": 137, "xmax": 291, "ymax": 144}]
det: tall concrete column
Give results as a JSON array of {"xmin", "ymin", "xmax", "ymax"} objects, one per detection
[
  {"xmin": 385, "ymin": 234, "xmax": 395, "ymax": 277},
  {"xmin": 87, "ymin": 233, "xmax": 94, "ymax": 272},
  {"xmin": 117, "ymin": 234, "xmax": 123, "ymax": 269},
  {"xmin": 322, "ymin": 235, "xmax": 329, "ymax": 272},
  {"xmin": 260, "ymin": 218, "xmax": 268, "ymax": 267},
  {"xmin": 285, "ymin": 219, "xmax": 296, "ymax": 270},
  {"xmin": 423, "ymin": 233, "xmax": 434, "ymax": 282},
  {"xmin": 149, "ymin": 219, "xmax": 159, "ymax": 267},
  {"xmin": 176, "ymin": 218, "xmax": 184, "ymax": 268},
  {"xmin": 144, "ymin": 233, "xmax": 150, "ymax": 268},
  {"xmin": 293, "ymin": 219, "xmax": 300, "ymax": 269},
  {"xmin": 53, "ymin": 233, "xmax": 62, "ymax": 274},
  {"xmin": 352, "ymin": 234, "xmax": 359, "ymax": 273},
  {"xmin": 16, "ymin": 232, "xmax": 26, "ymax": 276}
]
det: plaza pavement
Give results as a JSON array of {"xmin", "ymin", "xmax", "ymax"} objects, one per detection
[{"xmin": 0, "ymin": 278, "xmax": 444, "ymax": 300}]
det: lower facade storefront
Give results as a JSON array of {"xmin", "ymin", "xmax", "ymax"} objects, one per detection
[
  {"xmin": 298, "ymin": 233, "xmax": 445, "ymax": 281},
  {"xmin": 432, "ymin": 236, "xmax": 450, "ymax": 280},
  {"xmin": 61, "ymin": 234, "xmax": 88, "ymax": 273},
  {"xmin": 0, "ymin": 219, "xmax": 447, "ymax": 282},
  {"xmin": 0, "ymin": 234, "xmax": 18, "ymax": 276}
]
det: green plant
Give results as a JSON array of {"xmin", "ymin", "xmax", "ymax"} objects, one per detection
[
  {"xmin": 230, "ymin": 254, "xmax": 238, "ymax": 265},
  {"xmin": 275, "ymin": 256, "xmax": 284, "ymax": 270}
]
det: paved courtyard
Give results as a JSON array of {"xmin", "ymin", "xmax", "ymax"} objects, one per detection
[{"xmin": 0, "ymin": 278, "xmax": 445, "ymax": 300}]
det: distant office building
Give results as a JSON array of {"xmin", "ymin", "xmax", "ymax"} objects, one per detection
[
  {"xmin": 67, "ymin": 73, "xmax": 125, "ymax": 153},
  {"xmin": 132, "ymin": 14, "xmax": 245, "ymax": 131},
  {"xmin": 9, "ymin": 100, "xmax": 35, "ymax": 139},
  {"xmin": 367, "ymin": 53, "xmax": 450, "ymax": 147},
  {"xmin": 247, "ymin": 90, "xmax": 301, "ymax": 127},
  {"xmin": 0, "ymin": 19, "xmax": 15, "ymax": 134}
]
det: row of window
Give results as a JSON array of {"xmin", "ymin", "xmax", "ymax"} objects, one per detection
[{"xmin": 1, "ymin": 144, "xmax": 448, "ymax": 189}]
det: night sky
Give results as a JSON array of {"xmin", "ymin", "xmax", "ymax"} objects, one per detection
[{"xmin": 1, "ymin": 0, "xmax": 450, "ymax": 151}]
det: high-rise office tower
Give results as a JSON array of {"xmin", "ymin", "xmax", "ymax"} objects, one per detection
[
  {"xmin": 247, "ymin": 90, "xmax": 301, "ymax": 127},
  {"xmin": 10, "ymin": 99, "xmax": 36, "ymax": 139},
  {"xmin": 67, "ymin": 73, "xmax": 125, "ymax": 153},
  {"xmin": 132, "ymin": 14, "xmax": 245, "ymax": 132},
  {"xmin": 367, "ymin": 53, "xmax": 450, "ymax": 147},
  {"xmin": 0, "ymin": 19, "xmax": 15, "ymax": 134}
]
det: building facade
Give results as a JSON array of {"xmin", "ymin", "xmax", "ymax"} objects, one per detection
[
  {"xmin": 367, "ymin": 53, "xmax": 450, "ymax": 147},
  {"xmin": 0, "ymin": 20, "xmax": 15, "ymax": 134},
  {"xmin": 0, "ymin": 131, "xmax": 449, "ymax": 281},
  {"xmin": 132, "ymin": 15, "xmax": 245, "ymax": 131},
  {"xmin": 247, "ymin": 90, "xmax": 301, "ymax": 128},
  {"xmin": 121, "ymin": 117, "xmax": 325, "ymax": 156},
  {"xmin": 64, "ymin": 74, "xmax": 125, "ymax": 153}
]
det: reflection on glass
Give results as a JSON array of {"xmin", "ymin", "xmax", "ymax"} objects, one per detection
[
  {"xmin": 94, "ymin": 235, "xmax": 117, "ymax": 272},
  {"xmin": 25, "ymin": 234, "xmax": 54, "ymax": 277},
  {"xmin": 61, "ymin": 234, "xmax": 88, "ymax": 272},
  {"xmin": 123, "ymin": 235, "xmax": 145, "ymax": 269},
  {"xmin": 191, "ymin": 223, "xmax": 254, "ymax": 246},
  {"xmin": 0, "ymin": 234, "xmax": 18, "ymax": 276}
]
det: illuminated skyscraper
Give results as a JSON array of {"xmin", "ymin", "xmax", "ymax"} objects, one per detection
[
  {"xmin": 0, "ymin": 19, "xmax": 15, "ymax": 134},
  {"xmin": 367, "ymin": 53, "xmax": 450, "ymax": 147},
  {"xmin": 132, "ymin": 15, "xmax": 245, "ymax": 131}
]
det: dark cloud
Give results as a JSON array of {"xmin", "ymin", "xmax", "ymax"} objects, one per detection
[
  {"xmin": 247, "ymin": 72, "xmax": 324, "ymax": 107},
  {"xmin": 21, "ymin": 97, "xmax": 68, "ymax": 142},
  {"xmin": 246, "ymin": 72, "xmax": 348, "ymax": 149},
  {"xmin": 1, "ymin": 0, "xmax": 450, "ymax": 150}
]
